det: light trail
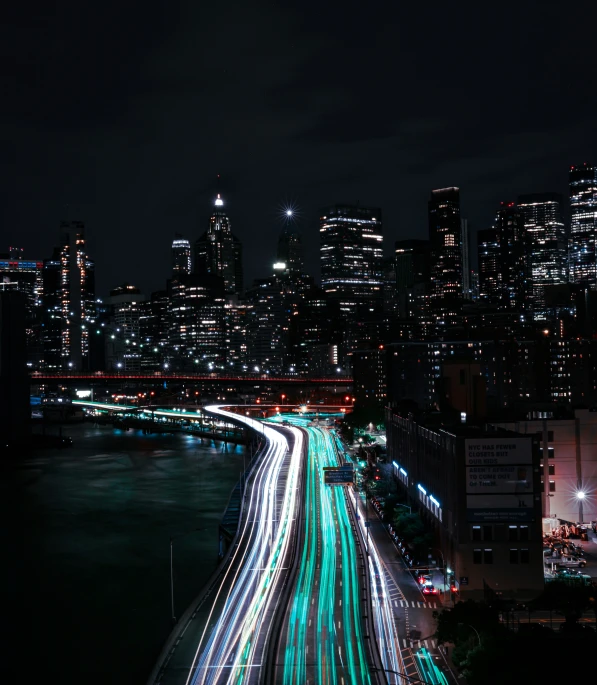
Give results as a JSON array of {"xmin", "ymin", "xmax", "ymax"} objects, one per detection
[
  {"xmin": 182, "ymin": 406, "xmax": 303, "ymax": 685},
  {"xmin": 351, "ymin": 486, "xmax": 405, "ymax": 684},
  {"xmin": 281, "ymin": 422, "xmax": 371, "ymax": 684}
]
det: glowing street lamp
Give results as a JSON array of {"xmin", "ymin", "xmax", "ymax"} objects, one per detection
[{"xmin": 576, "ymin": 489, "xmax": 587, "ymax": 523}]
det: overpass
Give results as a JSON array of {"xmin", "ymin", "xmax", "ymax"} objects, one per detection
[{"xmin": 30, "ymin": 371, "xmax": 352, "ymax": 387}]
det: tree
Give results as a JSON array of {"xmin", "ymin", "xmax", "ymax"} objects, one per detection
[{"xmin": 531, "ymin": 580, "xmax": 592, "ymax": 626}]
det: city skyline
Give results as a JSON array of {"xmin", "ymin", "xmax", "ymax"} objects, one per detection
[
  {"xmin": 4, "ymin": 2, "xmax": 596, "ymax": 296},
  {"xmin": 7, "ymin": 159, "xmax": 594, "ymax": 300}
]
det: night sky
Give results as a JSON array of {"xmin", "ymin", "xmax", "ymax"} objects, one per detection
[{"xmin": 4, "ymin": 1, "xmax": 596, "ymax": 296}]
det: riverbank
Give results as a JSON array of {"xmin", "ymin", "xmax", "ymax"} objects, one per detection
[{"xmin": 1, "ymin": 423, "xmax": 246, "ymax": 684}]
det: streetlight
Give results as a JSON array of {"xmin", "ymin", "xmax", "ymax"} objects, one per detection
[
  {"xmin": 458, "ymin": 622, "xmax": 481, "ymax": 647},
  {"xmin": 170, "ymin": 528, "xmax": 206, "ymax": 624},
  {"xmin": 395, "ymin": 503, "xmax": 412, "ymax": 515},
  {"xmin": 576, "ymin": 489, "xmax": 586, "ymax": 523}
]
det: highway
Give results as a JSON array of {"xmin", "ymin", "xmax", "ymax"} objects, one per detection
[
  {"xmin": 275, "ymin": 424, "xmax": 370, "ymax": 684},
  {"xmin": 151, "ymin": 407, "xmax": 304, "ymax": 685},
  {"xmin": 269, "ymin": 418, "xmax": 405, "ymax": 685}
]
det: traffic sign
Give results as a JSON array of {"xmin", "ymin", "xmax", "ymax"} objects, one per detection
[{"xmin": 324, "ymin": 467, "xmax": 354, "ymax": 485}]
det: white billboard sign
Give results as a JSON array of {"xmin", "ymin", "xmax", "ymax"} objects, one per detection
[
  {"xmin": 464, "ymin": 438, "xmax": 531, "ymax": 467},
  {"xmin": 466, "ymin": 464, "xmax": 532, "ymax": 493}
]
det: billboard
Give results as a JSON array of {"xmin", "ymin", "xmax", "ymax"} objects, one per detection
[
  {"xmin": 464, "ymin": 438, "xmax": 532, "ymax": 467},
  {"xmin": 466, "ymin": 464, "xmax": 532, "ymax": 494},
  {"xmin": 466, "ymin": 494, "xmax": 536, "ymax": 522}
]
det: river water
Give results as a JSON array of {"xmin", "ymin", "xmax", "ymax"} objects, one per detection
[{"xmin": 1, "ymin": 422, "xmax": 247, "ymax": 684}]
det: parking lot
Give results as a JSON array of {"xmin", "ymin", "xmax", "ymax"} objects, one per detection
[{"xmin": 543, "ymin": 524, "xmax": 597, "ymax": 583}]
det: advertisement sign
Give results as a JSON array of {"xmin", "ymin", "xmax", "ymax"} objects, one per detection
[
  {"xmin": 466, "ymin": 494, "xmax": 536, "ymax": 522},
  {"xmin": 464, "ymin": 438, "xmax": 531, "ymax": 467},
  {"xmin": 466, "ymin": 465, "xmax": 532, "ymax": 494}
]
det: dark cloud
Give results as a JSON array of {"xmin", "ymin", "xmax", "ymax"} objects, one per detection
[{"xmin": 2, "ymin": 0, "xmax": 596, "ymax": 294}]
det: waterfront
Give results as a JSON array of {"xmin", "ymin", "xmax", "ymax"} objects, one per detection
[{"xmin": 1, "ymin": 422, "xmax": 247, "ymax": 684}]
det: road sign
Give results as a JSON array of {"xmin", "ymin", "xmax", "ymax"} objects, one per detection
[
  {"xmin": 460, "ymin": 576, "xmax": 469, "ymax": 586},
  {"xmin": 324, "ymin": 467, "xmax": 354, "ymax": 485}
]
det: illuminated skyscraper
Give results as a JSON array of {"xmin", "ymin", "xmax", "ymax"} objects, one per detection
[
  {"xmin": 171, "ymin": 234, "xmax": 191, "ymax": 277},
  {"xmin": 569, "ymin": 162, "xmax": 597, "ymax": 286},
  {"xmin": 518, "ymin": 193, "xmax": 567, "ymax": 316},
  {"xmin": 194, "ymin": 194, "xmax": 243, "ymax": 297},
  {"xmin": 276, "ymin": 223, "xmax": 304, "ymax": 277},
  {"xmin": 168, "ymin": 274, "xmax": 226, "ymax": 369},
  {"xmin": 428, "ymin": 187, "xmax": 462, "ymax": 319},
  {"xmin": 461, "ymin": 218, "xmax": 471, "ymax": 299},
  {"xmin": 319, "ymin": 204, "xmax": 383, "ymax": 315},
  {"xmin": 42, "ymin": 221, "xmax": 95, "ymax": 369},
  {"xmin": 394, "ymin": 239, "xmax": 430, "ymax": 319},
  {"xmin": 477, "ymin": 228, "xmax": 500, "ymax": 304}
]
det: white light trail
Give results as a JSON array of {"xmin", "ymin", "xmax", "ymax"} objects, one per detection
[{"xmin": 185, "ymin": 406, "xmax": 303, "ymax": 685}]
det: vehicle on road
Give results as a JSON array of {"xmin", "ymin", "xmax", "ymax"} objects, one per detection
[{"xmin": 422, "ymin": 583, "xmax": 438, "ymax": 595}]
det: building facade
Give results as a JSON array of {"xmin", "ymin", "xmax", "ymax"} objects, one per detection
[
  {"xmin": 386, "ymin": 411, "xmax": 544, "ymax": 601},
  {"xmin": 41, "ymin": 222, "xmax": 95, "ymax": 369},
  {"xmin": 568, "ymin": 162, "xmax": 597, "ymax": 287},
  {"xmin": 194, "ymin": 194, "xmax": 243, "ymax": 297},
  {"xmin": 320, "ymin": 204, "xmax": 384, "ymax": 316},
  {"xmin": 428, "ymin": 187, "xmax": 462, "ymax": 321},
  {"xmin": 518, "ymin": 193, "xmax": 567, "ymax": 317},
  {"xmin": 489, "ymin": 409, "xmax": 597, "ymax": 527},
  {"xmin": 171, "ymin": 234, "xmax": 192, "ymax": 278}
]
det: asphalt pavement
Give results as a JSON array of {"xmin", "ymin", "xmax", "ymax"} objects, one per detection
[{"xmin": 359, "ymin": 494, "xmax": 460, "ymax": 685}]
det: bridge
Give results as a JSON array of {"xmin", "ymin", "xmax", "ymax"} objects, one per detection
[{"xmin": 30, "ymin": 371, "xmax": 352, "ymax": 386}]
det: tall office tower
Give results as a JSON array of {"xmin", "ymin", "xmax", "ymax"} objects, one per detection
[
  {"xmin": 461, "ymin": 218, "xmax": 471, "ymax": 299},
  {"xmin": 194, "ymin": 194, "xmax": 243, "ymax": 297},
  {"xmin": 569, "ymin": 162, "xmax": 597, "ymax": 286},
  {"xmin": 320, "ymin": 205, "xmax": 384, "ymax": 315},
  {"xmin": 277, "ymin": 222, "xmax": 304, "ymax": 276},
  {"xmin": 103, "ymin": 284, "xmax": 146, "ymax": 371},
  {"xmin": 171, "ymin": 234, "xmax": 191, "ymax": 278},
  {"xmin": 139, "ymin": 290, "xmax": 169, "ymax": 370},
  {"xmin": 245, "ymin": 276, "xmax": 287, "ymax": 374},
  {"xmin": 42, "ymin": 222, "xmax": 95, "ymax": 369},
  {"xmin": 0, "ymin": 248, "xmax": 43, "ymax": 308},
  {"xmin": 428, "ymin": 188, "xmax": 462, "ymax": 320},
  {"xmin": 168, "ymin": 274, "xmax": 226, "ymax": 369},
  {"xmin": 494, "ymin": 202, "xmax": 525, "ymax": 309},
  {"xmin": 394, "ymin": 239, "xmax": 430, "ymax": 319},
  {"xmin": 518, "ymin": 193, "xmax": 567, "ymax": 316},
  {"xmin": 382, "ymin": 257, "xmax": 398, "ymax": 314},
  {"xmin": 0, "ymin": 248, "xmax": 44, "ymax": 366},
  {"xmin": 477, "ymin": 229, "xmax": 500, "ymax": 304}
]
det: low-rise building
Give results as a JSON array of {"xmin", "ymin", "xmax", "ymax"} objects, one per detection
[{"xmin": 489, "ymin": 408, "xmax": 597, "ymax": 526}]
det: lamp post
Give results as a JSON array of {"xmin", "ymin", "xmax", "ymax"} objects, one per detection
[
  {"xmin": 458, "ymin": 622, "xmax": 481, "ymax": 647},
  {"xmin": 395, "ymin": 503, "xmax": 412, "ymax": 515},
  {"xmin": 170, "ymin": 527, "xmax": 206, "ymax": 624},
  {"xmin": 576, "ymin": 489, "xmax": 586, "ymax": 524}
]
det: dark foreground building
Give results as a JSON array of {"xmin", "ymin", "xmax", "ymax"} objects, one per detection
[
  {"xmin": 0, "ymin": 292, "xmax": 30, "ymax": 445},
  {"xmin": 386, "ymin": 409, "xmax": 544, "ymax": 601}
]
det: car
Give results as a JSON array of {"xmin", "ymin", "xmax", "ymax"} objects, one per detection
[
  {"xmin": 554, "ymin": 555, "xmax": 587, "ymax": 568},
  {"xmin": 418, "ymin": 574, "xmax": 432, "ymax": 585},
  {"xmin": 422, "ymin": 583, "xmax": 438, "ymax": 595}
]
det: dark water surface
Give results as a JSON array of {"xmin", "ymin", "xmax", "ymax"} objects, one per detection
[{"xmin": 1, "ymin": 423, "xmax": 246, "ymax": 684}]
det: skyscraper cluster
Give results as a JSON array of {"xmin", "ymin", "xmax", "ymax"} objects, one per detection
[{"xmin": 4, "ymin": 162, "xmax": 596, "ymax": 393}]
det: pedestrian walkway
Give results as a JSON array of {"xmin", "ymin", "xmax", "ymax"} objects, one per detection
[{"xmin": 401, "ymin": 638, "xmax": 439, "ymax": 650}]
